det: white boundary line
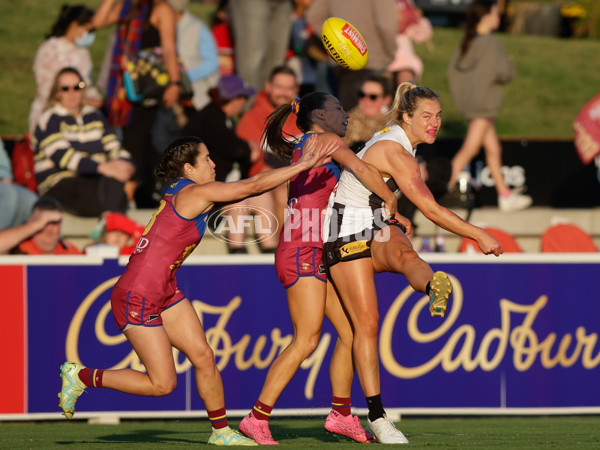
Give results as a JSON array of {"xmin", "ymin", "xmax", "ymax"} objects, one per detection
[
  {"xmin": 2, "ymin": 253, "xmax": 600, "ymax": 266},
  {"xmin": 3, "ymin": 406, "xmax": 600, "ymax": 422}
]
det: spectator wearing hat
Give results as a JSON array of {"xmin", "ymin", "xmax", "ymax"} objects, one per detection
[
  {"xmin": 181, "ymin": 75, "xmax": 255, "ymax": 253},
  {"xmin": 181, "ymin": 75, "xmax": 255, "ymax": 183},
  {"xmin": 86, "ymin": 211, "xmax": 146, "ymax": 255},
  {"xmin": 0, "ymin": 196, "xmax": 82, "ymax": 255}
]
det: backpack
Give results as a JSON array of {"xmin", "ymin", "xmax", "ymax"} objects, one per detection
[{"xmin": 11, "ymin": 134, "xmax": 37, "ymax": 193}]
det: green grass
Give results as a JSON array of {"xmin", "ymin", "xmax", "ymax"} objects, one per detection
[
  {"xmin": 414, "ymin": 28, "xmax": 600, "ymax": 139},
  {"xmin": 1, "ymin": 1, "xmax": 599, "ymax": 139},
  {"xmin": 0, "ymin": 0, "xmax": 214, "ymax": 138},
  {"xmin": 1, "ymin": 416, "xmax": 600, "ymax": 448}
]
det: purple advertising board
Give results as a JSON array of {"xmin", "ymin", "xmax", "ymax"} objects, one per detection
[{"xmin": 15, "ymin": 255, "xmax": 600, "ymax": 416}]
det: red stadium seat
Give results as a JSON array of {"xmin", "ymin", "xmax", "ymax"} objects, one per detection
[{"xmin": 541, "ymin": 223, "xmax": 598, "ymax": 252}]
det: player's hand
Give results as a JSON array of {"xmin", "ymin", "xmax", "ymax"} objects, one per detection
[
  {"xmin": 298, "ymin": 136, "xmax": 338, "ymax": 169},
  {"xmin": 393, "ymin": 213, "xmax": 413, "ymax": 237},
  {"xmin": 163, "ymin": 84, "xmax": 180, "ymax": 107},
  {"xmin": 477, "ymin": 232, "xmax": 504, "ymax": 256},
  {"xmin": 382, "ymin": 195, "xmax": 398, "ymax": 219},
  {"xmin": 98, "ymin": 159, "xmax": 135, "ymax": 182}
]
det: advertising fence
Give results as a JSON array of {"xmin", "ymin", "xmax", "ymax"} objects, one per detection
[{"xmin": 1, "ymin": 254, "xmax": 599, "ymax": 418}]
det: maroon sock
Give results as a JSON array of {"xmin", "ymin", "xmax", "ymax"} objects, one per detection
[
  {"xmin": 251, "ymin": 400, "xmax": 273, "ymax": 421},
  {"xmin": 208, "ymin": 407, "xmax": 229, "ymax": 430},
  {"xmin": 78, "ymin": 368, "xmax": 104, "ymax": 388},
  {"xmin": 332, "ymin": 396, "xmax": 352, "ymax": 416}
]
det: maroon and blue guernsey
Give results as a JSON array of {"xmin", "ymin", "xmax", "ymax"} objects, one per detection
[
  {"xmin": 278, "ymin": 132, "xmax": 341, "ymax": 249},
  {"xmin": 114, "ymin": 178, "xmax": 209, "ymax": 303}
]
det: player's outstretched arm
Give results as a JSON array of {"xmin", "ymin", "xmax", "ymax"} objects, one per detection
[
  {"xmin": 211, "ymin": 135, "xmax": 337, "ymax": 202},
  {"xmin": 178, "ymin": 136, "xmax": 338, "ymax": 217},
  {"xmin": 377, "ymin": 141, "xmax": 503, "ymax": 256}
]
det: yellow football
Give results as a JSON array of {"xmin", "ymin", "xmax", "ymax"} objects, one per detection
[{"xmin": 321, "ymin": 17, "xmax": 369, "ymax": 71}]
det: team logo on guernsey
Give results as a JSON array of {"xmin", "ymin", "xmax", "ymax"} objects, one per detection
[
  {"xmin": 339, "ymin": 241, "xmax": 369, "ymax": 258},
  {"xmin": 378, "ymin": 127, "xmax": 391, "ymax": 135},
  {"xmin": 133, "ymin": 237, "xmax": 150, "ymax": 255},
  {"xmin": 300, "ymin": 263, "xmax": 313, "ymax": 273}
]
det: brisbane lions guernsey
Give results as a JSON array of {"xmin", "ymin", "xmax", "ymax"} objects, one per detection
[
  {"xmin": 324, "ymin": 124, "xmax": 416, "ymax": 241},
  {"xmin": 278, "ymin": 132, "xmax": 341, "ymax": 249},
  {"xmin": 114, "ymin": 178, "xmax": 209, "ymax": 302}
]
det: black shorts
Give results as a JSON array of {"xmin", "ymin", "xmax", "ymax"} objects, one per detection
[{"xmin": 323, "ymin": 218, "xmax": 406, "ymax": 268}]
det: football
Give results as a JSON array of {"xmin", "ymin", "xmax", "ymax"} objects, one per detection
[{"xmin": 321, "ymin": 17, "xmax": 369, "ymax": 71}]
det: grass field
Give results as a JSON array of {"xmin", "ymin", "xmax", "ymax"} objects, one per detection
[
  {"xmin": 1, "ymin": 416, "xmax": 600, "ymax": 448},
  {"xmin": 1, "ymin": 1, "xmax": 599, "ymax": 138}
]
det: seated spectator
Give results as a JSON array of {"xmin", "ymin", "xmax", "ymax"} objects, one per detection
[
  {"xmin": 235, "ymin": 65, "xmax": 301, "ymax": 252},
  {"xmin": 32, "ymin": 67, "xmax": 135, "ymax": 217},
  {"xmin": 87, "ymin": 211, "xmax": 145, "ymax": 255},
  {"xmin": 181, "ymin": 75, "xmax": 254, "ymax": 183},
  {"xmin": 0, "ymin": 137, "xmax": 38, "ymax": 230},
  {"xmin": 0, "ymin": 197, "xmax": 81, "ymax": 255},
  {"xmin": 29, "ymin": 4, "xmax": 103, "ymax": 135},
  {"xmin": 344, "ymin": 74, "xmax": 393, "ymax": 151}
]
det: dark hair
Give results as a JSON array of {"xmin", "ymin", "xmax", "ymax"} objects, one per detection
[
  {"xmin": 460, "ymin": 0, "xmax": 495, "ymax": 56},
  {"xmin": 47, "ymin": 4, "xmax": 94, "ymax": 39},
  {"xmin": 211, "ymin": 0, "xmax": 229, "ymax": 27},
  {"xmin": 46, "ymin": 67, "xmax": 85, "ymax": 109},
  {"xmin": 362, "ymin": 74, "xmax": 393, "ymax": 97},
  {"xmin": 388, "ymin": 82, "xmax": 440, "ymax": 125},
  {"xmin": 156, "ymin": 136, "xmax": 204, "ymax": 179},
  {"xmin": 268, "ymin": 65, "xmax": 297, "ymax": 83},
  {"xmin": 32, "ymin": 196, "xmax": 63, "ymax": 213},
  {"xmin": 262, "ymin": 91, "xmax": 331, "ymax": 160}
]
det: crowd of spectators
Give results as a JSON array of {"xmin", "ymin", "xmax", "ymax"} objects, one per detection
[{"xmin": 8, "ymin": 0, "xmax": 539, "ymax": 257}]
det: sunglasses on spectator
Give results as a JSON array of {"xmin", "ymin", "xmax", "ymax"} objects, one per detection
[
  {"xmin": 358, "ymin": 91, "xmax": 382, "ymax": 100},
  {"xmin": 60, "ymin": 81, "xmax": 86, "ymax": 92}
]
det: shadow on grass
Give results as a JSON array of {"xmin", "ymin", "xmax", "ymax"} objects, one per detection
[
  {"xmin": 56, "ymin": 428, "xmax": 201, "ymax": 445},
  {"xmin": 268, "ymin": 421, "xmax": 361, "ymax": 444}
]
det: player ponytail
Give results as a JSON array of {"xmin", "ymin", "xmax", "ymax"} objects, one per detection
[
  {"xmin": 389, "ymin": 82, "xmax": 440, "ymax": 125},
  {"xmin": 262, "ymin": 91, "xmax": 331, "ymax": 161}
]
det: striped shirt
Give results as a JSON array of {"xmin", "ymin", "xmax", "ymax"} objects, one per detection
[{"xmin": 32, "ymin": 104, "xmax": 132, "ymax": 195}]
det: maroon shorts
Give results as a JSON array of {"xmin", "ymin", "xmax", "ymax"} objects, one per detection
[
  {"xmin": 275, "ymin": 246, "xmax": 328, "ymax": 288},
  {"xmin": 111, "ymin": 286, "xmax": 185, "ymax": 331}
]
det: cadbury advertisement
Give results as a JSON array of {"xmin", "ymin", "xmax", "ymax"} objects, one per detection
[{"xmin": 1, "ymin": 255, "xmax": 599, "ymax": 416}]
